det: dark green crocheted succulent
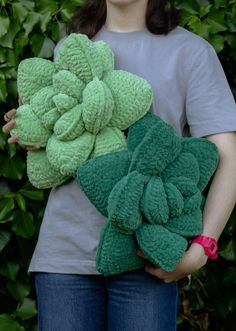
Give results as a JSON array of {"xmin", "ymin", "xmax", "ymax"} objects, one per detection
[
  {"xmin": 77, "ymin": 112, "xmax": 219, "ymax": 275},
  {"xmin": 11, "ymin": 33, "xmax": 152, "ymax": 188}
]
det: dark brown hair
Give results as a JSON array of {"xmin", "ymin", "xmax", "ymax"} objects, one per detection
[{"xmin": 67, "ymin": 0, "xmax": 179, "ymax": 39}]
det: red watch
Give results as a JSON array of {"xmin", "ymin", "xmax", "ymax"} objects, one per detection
[{"xmin": 192, "ymin": 235, "xmax": 218, "ymax": 260}]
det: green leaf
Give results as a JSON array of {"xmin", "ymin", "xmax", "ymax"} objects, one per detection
[
  {"xmin": 37, "ymin": 0, "xmax": 58, "ymax": 14},
  {"xmin": 6, "ymin": 79, "xmax": 17, "ymax": 98},
  {"xmin": 19, "ymin": 183, "xmax": 44, "ymax": 200},
  {"xmin": 0, "ymin": 47, "xmax": 5, "ymax": 62},
  {"xmin": 12, "ymin": 210, "xmax": 35, "ymax": 238},
  {"xmin": 5, "ymin": 49, "xmax": 18, "ymax": 67},
  {"xmin": 0, "ymin": 16, "xmax": 10, "ymax": 38},
  {"xmin": 60, "ymin": 8, "xmax": 74, "ymax": 21},
  {"xmin": 0, "ymin": 76, "xmax": 7, "ymax": 101},
  {"xmin": 187, "ymin": 16, "xmax": 210, "ymax": 38},
  {"xmin": 0, "ymin": 314, "xmax": 24, "ymax": 331},
  {"xmin": 19, "ymin": 0, "xmax": 35, "ymax": 11},
  {"xmin": 176, "ymin": 0, "xmax": 200, "ymax": 15},
  {"xmin": 220, "ymin": 238, "xmax": 236, "ymax": 261},
  {"xmin": 6, "ymin": 143, "xmax": 17, "ymax": 158},
  {"xmin": 0, "ymin": 230, "xmax": 11, "ymax": 252},
  {"xmin": 225, "ymin": 12, "xmax": 236, "ymax": 32},
  {"xmin": 51, "ymin": 22, "xmax": 66, "ymax": 41},
  {"xmin": 199, "ymin": 4, "xmax": 212, "ymax": 18},
  {"xmin": 7, "ymin": 280, "xmax": 30, "ymax": 302},
  {"xmin": 208, "ymin": 34, "xmax": 225, "ymax": 53},
  {"xmin": 16, "ymin": 298, "xmax": 37, "ymax": 320},
  {"xmin": 30, "ymin": 33, "xmax": 45, "ymax": 56},
  {"xmin": 23, "ymin": 12, "xmax": 40, "ymax": 36},
  {"xmin": 0, "ymin": 198, "xmax": 14, "ymax": 221},
  {"xmin": 205, "ymin": 11, "xmax": 227, "ymax": 34},
  {"xmin": 0, "ymin": 179, "xmax": 10, "ymax": 195},
  {"xmin": 15, "ymin": 32, "xmax": 28, "ymax": 55},
  {"xmin": 15, "ymin": 194, "xmax": 26, "ymax": 211},
  {"xmin": 0, "ymin": 130, "xmax": 7, "ymax": 150},
  {"xmin": 0, "ymin": 21, "xmax": 21, "ymax": 49},
  {"xmin": 0, "ymin": 154, "xmax": 26, "ymax": 180},
  {"xmin": 38, "ymin": 37, "xmax": 55, "ymax": 58},
  {"xmin": 213, "ymin": 0, "xmax": 227, "ymax": 8},
  {"xmin": 39, "ymin": 12, "xmax": 52, "ymax": 32},
  {"xmin": 0, "ymin": 261, "xmax": 20, "ymax": 280},
  {"xmin": 12, "ymin": 3, "xmax": 30, "ymax": 24}
]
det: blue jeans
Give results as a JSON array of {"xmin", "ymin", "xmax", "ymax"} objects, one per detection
[{"xmin": 35, "ymin": 268, "xmax": 178, "ymax": 331}]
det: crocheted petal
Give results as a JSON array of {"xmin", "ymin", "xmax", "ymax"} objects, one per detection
[
  {"xmin": 41, "ymin": 108, "xmax": 61, "ymax": 130},
  {"xmin": 53, "ymin": 105, "xmax": 85, "ymax": 141},
  {"xmin": 182, "ymin": 138, "xmax": 219, "ymax": 191},
  {"xmin": 47, "ymin": 132, "xmax": 95, "ymax": 176},
  {"xmin": 104, "ymin": 70, "xmax": 153, "ymax": 129},
  {"xmin": 140, "ymin": 176, "xmax": 169, "ymax": 225},
  {"xmin": 127, "ymin": 112, "xmax": 160, "ymax": 152},
  {"xmin": 17, "ymin": 58, "xmax": 55, "ymax": 104},
  {"xmin": 96, "ymin": 222, "xmax": 144, "ymax": 276},
  {"xmin": 55, "ymin": 33, "xmax": 104, "ymax": 83},
  {"xmin": 136, "ymin": 224, "xmax": 188, "ymax": 272},
  {"xmin": 161, "ymin": 152, "xmax": 200, "ymax": 184},
  {"xmin": 82, "ymin": 78, "xmax": 114, "ymax": 134},
  {"xmin": 165, "ymin": 209, "xmax": 203, "ymax": 237},
  {"xmin": 94, "ymin": 40, "xmax": 115, "ymax": 74},
  {"xmin": 27, "ymin": 150, "xmax": 68, "ymax": 189},
  {"xmin": 129, "ymin": 120, "xmax": 182, "ymax": 175},
  {"xmin": 168, "ymin": 177, "xmax": 198, "ymax": 197},
  {"xmin": 53, "ymin": 70, "xmax": 85, "ymax": 101},
  {"xmin": 10, "ymin": 105, "xmax": 51, "ymax": 147},
  {"xmin": 53, "ymin": 93, "xmax": 78, "ymax": 115},
  {"xmin": 30, "ymin": 86, "xmax": 55, "ymax": 120},
  {"xmin": 91, "ymin": 127, "xmax": 127, "ymax": 158},
  {"xmin": 108, "ymin": 171, "xmax": 149, "ymax": 234},
  {"xmin": 183, "ymin": 190, "xmax": 202, "ymax": 214},
  {"xmin": 164, "ymin": 183, "xmax": 184, "ymax": 218},
  {"xmin": 77, "ymin": 151, "xmax": 131, "ymax": 217}
]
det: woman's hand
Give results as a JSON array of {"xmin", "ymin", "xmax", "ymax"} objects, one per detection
[
  {"xmin": 138, "ymin": 243, "xmax": 208, "ymax": 283},
  {"xmin": 2, "ymin": 108, "xmax": 40, "ymax": 151}
]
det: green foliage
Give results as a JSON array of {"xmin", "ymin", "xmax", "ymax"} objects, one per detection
[{"xmin": 0, "ymin": 0, "xmax": 235, "ymax": 330}]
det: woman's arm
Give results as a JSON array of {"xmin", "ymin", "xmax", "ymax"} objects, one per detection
[{"xmin": 142, "ymin": 131, "xmax": 236, "ymax": 282}]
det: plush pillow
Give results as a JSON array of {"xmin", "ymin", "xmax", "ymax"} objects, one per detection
[
  {"xmin": 77, "ymin": 112, "xmax": 219, "ymax": 275},
  {"xmin": 11, "ymin": 33, "xmax": 153, "ymax": 188}
]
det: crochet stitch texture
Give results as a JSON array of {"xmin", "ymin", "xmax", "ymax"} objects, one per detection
[
  {"xmin": 77, "ymin": 112, "xmax": 219, "ymax": 275},
  {"xmin": 11, "ymin": 33, "xmax": 153, "ymax": 188}
]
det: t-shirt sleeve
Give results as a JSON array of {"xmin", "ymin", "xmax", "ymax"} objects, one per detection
[
  {"xmin": 53, "ymin": 37, "xmax": 67, "ymax": 61},
  {"xmin": 186, "ymin": 45, "xmax": 236, "ymax": 137}
]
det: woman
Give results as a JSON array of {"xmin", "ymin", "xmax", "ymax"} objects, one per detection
[{"xmin": 3, "ymin": 0, "xmax": 236, "ymax": 330}]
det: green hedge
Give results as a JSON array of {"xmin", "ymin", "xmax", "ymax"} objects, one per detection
[{"xmin": 0, "ymin": 0, "xmax": 235, "ymax": 330}]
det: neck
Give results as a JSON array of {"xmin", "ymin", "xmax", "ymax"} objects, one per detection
[{"xmin": 105, "ymin": 1, "xmax": 148, "ymax": 32}]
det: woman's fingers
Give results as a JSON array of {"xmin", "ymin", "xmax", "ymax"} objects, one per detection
[
  {"xmin": 2, "ymin": 119, "xmax": 16, "ymax": 134},
  {"xmin": 2, "ymin": 108, "xmax": 17, "ymax": 137},
  {"xmin": 7, "ymin": 135, "xmax": 19, "ymax": 144},
  {"xmin": 19, "ymin": 144, "xmax": 41, "ymax": 151},
  {"xmin": 2, "ymin": 106, "xmax": 39, "ymax": 151},
  {"xmin": 4, "ymin": 108, "xmax": 17, "ymax": 122}
]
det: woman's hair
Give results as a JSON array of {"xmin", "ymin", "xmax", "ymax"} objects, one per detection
[{"xmin": 66, "ymin": 0, "xmax": 179, "ymax": 39}]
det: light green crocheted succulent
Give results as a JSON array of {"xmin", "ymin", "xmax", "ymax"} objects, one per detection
[
  {"xmin": 77, "ymin": 112, "xmax": 219, "ymax": 275},
  {"xmin": 11, "ymin": 33, "xmax": 153, "ymax": 188}
]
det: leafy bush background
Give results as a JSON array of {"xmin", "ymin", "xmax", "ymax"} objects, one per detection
[{"xmin": 0, "ymin": 0, "xmax": 235, "ymax": 330}]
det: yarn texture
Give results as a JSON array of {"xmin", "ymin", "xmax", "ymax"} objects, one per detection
[
  {"xmin": 11, "ymin": 33, "xmax": 152, "ymax": 188},
  {"xmin": 77, "ymin": 112, "xmax": 219, "ymax": 275}
]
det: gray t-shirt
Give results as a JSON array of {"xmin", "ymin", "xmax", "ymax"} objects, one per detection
[{"xmin": 29, "ymin": 26, "xmax": 236, "ymax": 274}]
